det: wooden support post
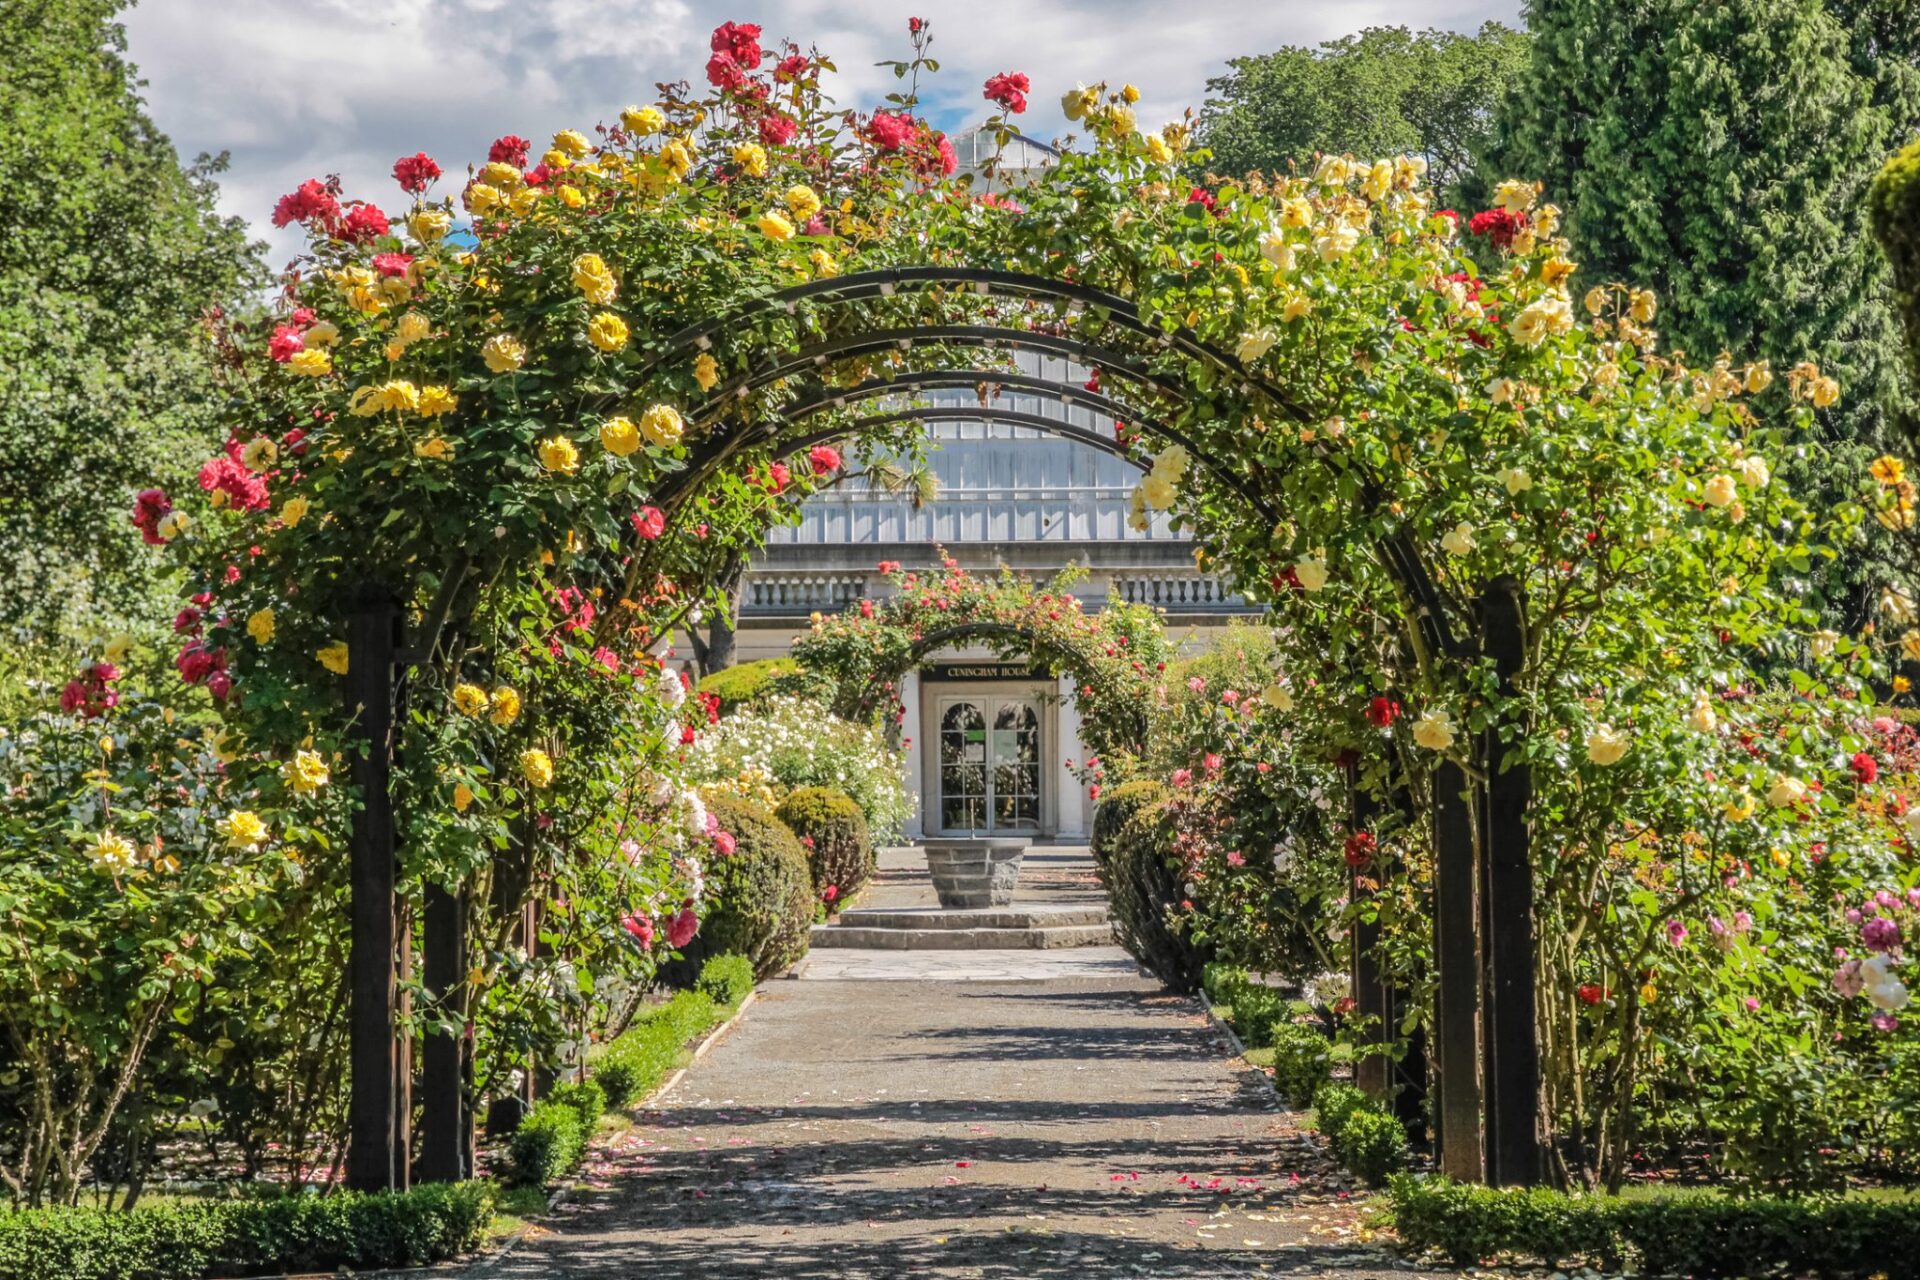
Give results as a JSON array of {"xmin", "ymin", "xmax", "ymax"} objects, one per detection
[
  {"xmin": 346, "ymin": 595, "xmax": 404, "ymax": 1192},
  {"xmin": 1431, "ymin": 758, "xmax": 1485, "ymax": 1182},
  {"xmin": 1478, "ymin": 579, "xmax": 1541, "ymax": 1185},
  {"xmin": 1346, "ymin": 766, "xmax": 1390, "ymax": 1102},
  {"xmin": 418, "ymin": 883, "xmax": 472, "ymax": 1182}
]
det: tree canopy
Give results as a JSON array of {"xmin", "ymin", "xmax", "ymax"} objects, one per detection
[
  {"xmin": 0, "ymin": 0, "xmax": 261, "ymax": 646},
  {"xmin": 1197, "ymin": 24, "xmax": 1531, "ymax": 207}
]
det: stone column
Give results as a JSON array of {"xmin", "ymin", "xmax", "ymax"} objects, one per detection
[
  {"xmin": 1055, "ymin": 673, "xmax": 1088, "ymax": 840},
  {"xmin": 901, "ymin": 669, "xmax": 925, "ymax": 840}
]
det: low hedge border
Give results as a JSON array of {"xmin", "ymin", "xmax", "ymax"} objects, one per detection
[
  {"xmin": 513, "ymin": 955, "xmax": 755, "ymax": 1187},
  {"xmin": 0, "ymin": 1180, "xmax": 495, "ymax": 1280},
  {"xmin": 1387, "ymin": 1175, "xmax": 1920, "ymax": 1277},
  {"xmin": 1309, "ymin": 1082, "xmax": 1408, "ymax": 1187}
]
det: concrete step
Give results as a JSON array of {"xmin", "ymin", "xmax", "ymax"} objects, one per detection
[
  {"xmin": 831, "ymin": 905, "xmax": 1109, "ymax": 931},
  {"xmin": 809, "ymin": 922, "xmax": 1117, "ymax": 951}
]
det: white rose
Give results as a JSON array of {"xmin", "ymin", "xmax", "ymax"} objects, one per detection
[
  {"xmin": 657, "ymin": 667, "xmax": 688, "ymax": 710},
  {"xmin": 1259, "ymin": 229, "xmax": 1295, "ymax": 271},
  {"xmin": 1736, "ymin": 455, "xmax": 1771, "ymax": 490},
  {"xmin": 1808, "ymin": 630, "xmax": 1839, "ymax": 659},
  {"xmin": 1687, "ymin": 696, "xmax": 1717, "ymax": 734},
  {"xmin": 1293, "ymin": 556, "xmax": 1329, "ymax": 592},
  {"xmin": 1499, "ymin": 467, "xmax": 1533, "ymax": 496},
  {"xmin": 1509, "ymin": 296, "xmax": 1573, "ymax": 348},
  {"xmin": 1766, "ymin": 773, "xmax": 1808, "ymax": 807},
  {"xmin": 1260, "ymin": 683, "xmax": 1293, "ymax": 713},
  {"xmin": 1140, "ymin": 475, "xmax": 1176, "ymax": 511},
  {"xmin": 1151, "ymin": 444, "xmax": 1189, "ymax": 482},
  {"xmin": 1412, "ymin": 709, "xmax": 1457, "ymax": 751},
  {"xmin": 1236, "ymin": 329, "xmax": 1278, "ymax": 362},
  {"xmin": 1584, "ymin": 723, "xmax": 1629, "ymax": 767},
  {"xmin": 1440, "ymin": 522, "xmax": 1476, "ymax": 556},
  {"xmin": 1313, "ymin": 224, "xmax": 1361, "ymax": 262},
  {"xmin": 1702, "ymin": 474, "xmax": 1738, "ymax": 508},
  {"xmin": 1881, "ymin": 585, "xmax": 1918, "ymax": 625}
]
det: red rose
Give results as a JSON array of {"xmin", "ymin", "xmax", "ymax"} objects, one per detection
[
  {"xmin": 488, "ymin": 135, "xmax": 531, "ymax": 167},
  {"xmin": 270, "ymin": 178, "xmax": 340, "ymax": 230},
  {"xmin": 983, "ymin": 71, "xmax": 1030, "ymax": 114},
  {"xmin": 822, "ymin": 884, "xmax": 838, "ymax": 902},
  {"xmin": 867, "ymin": 111, "xmax": 916, "ymax": 152},
  {"xmin": 1468, "ymin": 208, "xmax": 1524, "ymax": 250},
  {"xmin": 934, "ymin": 133, "xmax": 958, "ymax": 176},
  {"xmin": 1851, "ymin": 751, "xmax": 1879, "ymax": 785},
  {"xmin": 630, "ymin": 506, "xmax": 666, "ymax": 540},
  {"xmin": 622, "ymin": 914, "xmax": 655, "ymax": 946},
  {"xmin": 759, "ymin": 113, "xmax": 798, "ymax": 146},
  {"xmin": 267, "ymin": 324, "xmax": 305, "ymax": 362},
  {"xmin": 665, "ymin": 907, "xmax": 699, "ymax": 949},
  {"xmin": 391, "ymin": 152, "xmax": 441, "ymax": 194},
  {"xmin": 340, "ymin": 203, "xmax": 390, "ymax": 244},
  {"xmin": 774, "ymin": 54, "xmax": 810, "ymax": 83},
  {"xmin": 1577, "ymin": 984, "xmax": 1606, "ymax": 1006},
  {"xmin": 808, "ymin": 445, "xmax": 842, "ymax": 475},
  {"xmin": 762, "ymin": 461, "xmax": 791, "ymax": 493},
  {"xmin": 1364, "ymin": 695, "xmax": 1401, "ymax": 728},
  {"xmin": 709, "ymin": 20, "xmax": 762, "ymax": 65},
  {"xmin": 1343, "ymin": 831, "xmax": 1377, "ymax": 868},
  {"xmin": 908, "ymin": 16, "xmax": 924, "ymax": 32}
]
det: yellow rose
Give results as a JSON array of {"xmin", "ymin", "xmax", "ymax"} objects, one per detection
[
  {"xmin": 519, "ymin": 748, "xmax": 555, "ymax": 789},
  {"xmin": 465, "ymin": 182, "xmax": 503, "ymax": 214},
  {"xmin": 1724, "ymin": 790, "xmax": 1755, "ymax": 821},
  {"xmin": 1139, "ymin": 475, "xmax": 1176, "ymax": 510},
  {"xmin": 600, "ymin": 415, "xmax": 641, "ymax": 456},
  {"xmin": 1583, "ymin": 285, "xmax": 1610, "ymax": 316},
  {"xmin": 538, "ymin": 435, "xmax": 580, "ymax": 475},
  {"xmin": 1811, "ymin": 375, "xmax": 1840, "ymax": 408},
  {"xmin": 1260, "ymin": 683, "xmax": 1293, "ymax": 713},
  {"xmin": 1492, "ymin": 178, "xmax": 1536, "ymax": 213},
  {"xmin": 658, "ymin": 138, "xmax": 695, "ymax": 179},
  {"xmin": 1584, "ymin": 723, "xmax": 1629, "ymax": 766},
  {"xmin": 1293, "ymin": 555, "xmax": 1329, "ymax": 592},
  {"xmin": 395, "ymin": 310, "xmax": 432, "ymax": 347},
  {"xmin": 558, "ymin": 184, "xmax": 584, "ymax": 209},
  {"xmin": 1628, "ymin": 288, "xmax": 1658, "ymax": 324},
  {"xmin": 408, "ymin": 208, "xmax": 451, "ymax": 241},
  {"xmin": 489, "ymin": 686, "xmax": 522, "ymax": 725},
  {"xmin": 482, "ymin": 334, "xmax": 527, "ymax": 374},
  {"xmin": 571, "ymin": 253, "xmax": 618, "ymax": 304},
  {"xmin": 246, "ymin": 608, "xmax": 275, "ymax": 645},
  {"xmin": 639, "ymin": 404, "xmax": 685, "ymax": 447},
  {"xmin": 1899, "ymin": 676, "xmax": 1915, "ymax": 695},
  {"xmin": 317, "ymin": 641, "xmax": 349, "ymax": 674},
  {"xmin": 622, "ymin": 105, "xmax": 666, "ymax": 135},
  {"xmin": 1639, "ymin": 983, "xmax": 1658, "ymax": 1005},
  {"xmin": 553, "ymin": 129, "xmax": 591, "ymax": 159},
  {"xmin": 693, "ymin": 352, "xmax": 720, "ymax": 392},
  {"xmin": 282, "ymin": 749, "xmax": 330, "ymax": 795},
  {"xmin": 1412, "ymin": 708, "xmax": 1457, "ymax": 751},
  {"xmin": 809, "ymin": 248, "xmax": 840, "ymax": 279},
  {"xmin": 452, "ymin": 783, "xmax": 475, "ymax": 812},
  {"xmin": 586, "ymin": 311, "xmax": 629, "ymax": 353},
  {"xmin": 1121, "ymin": 83, "xmax": 1141, "ymax": 104},
  {"xmin": 1061, "ymin": 84, "xmax": 1099, "ymax": 121},
  {"xmin": 287, "ymin": 349, "xmax": 332, "ymax": 377},
  {"xmin": 784, "ymin": 185, "xmax": 822, "ymax": 220},
  {"xmin": 220, "ymin": 810, "xmax": 269, "ymax": 850},
  {"xmin": 452, "ymin": 683, "xmax": 489, "ymax": 716},
  {"xmin": 732, "ymin": 142, "xmax": 769, "ymax": 177},
  {"xmin": 102, "ymin": 633, "xmax": 132, "ymax": 664},
  {"xmin": 417, "ymin": 385, "xmax": 458, "ymax": 417},
  {"xmin": 86, "ymin": 831, "xmax": 138, "ymax": 874},
  {"xmin": 757, "ymin": 209, "xmax": 796, "ymax": 242},
  {"xmin": 240, "ymin": 437, "xmax": 278, "ymax": 473},
  {"xmin": 541, "ymin": 148, "xmax": 570, "ymax": 171}
]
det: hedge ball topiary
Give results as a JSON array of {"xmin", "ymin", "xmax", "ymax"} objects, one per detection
[{"xmin": 775, "ymin": 786, "xmax": 874, "ymax": 909}]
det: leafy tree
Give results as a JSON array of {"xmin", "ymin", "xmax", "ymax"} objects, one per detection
[
  {"xmin": 0, "ymin": 0, "xmax": 261, "ymax": 647},
  {"xmin": 1197, "ymin": 24, "xmax": 1531, "ymax": 206},
  {"xmin": 1491, "ymin": 0, "xmax": 1920, "ymax": 614}
]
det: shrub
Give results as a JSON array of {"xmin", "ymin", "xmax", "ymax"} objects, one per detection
[
  {"xmin": 507, "ymin": 1099, "xmax": 587, "ymax": 1187},
  {"xmin": 594, "ymin": 989, "xmax": 720, "ymax": 1107},
  {"xmin": 775, "ymin": 786, "xmax": 874, "ymax": 908},
  {"xmin": 696, "ymin": 953, "xmax": 756, "ymax": 1009},
  {"xmin": 1334, "ymin": 1107, "xmax": 1409, "ymax": 1187},
  {"xmin": 1266, "ymin": 1022, "xmax": 1332, "ymax": 1107},
  {"xmin": 1310, "ymin": 1082, "xmax": 1370, "ymax": 1141},
  {"xmin": 1090, "ymin": 779, "xmax": 1211, "ymax": 992},
  {"xmin": 697, "ymin": 658, "xmax": 828, "ymax": 713},
  {"xmin": 1385, "ymin": 1176, "xmax": 1920, "ymax": 1275},
  {"xmin": 0, "ymin": 1182, "xmax": 495, "ymax": 1280},
  {"xmin": 1226, "ymin": 984, "xmax": 1287, "ymax": 1048},
  {"xmin": 677, "ymin": 794, "xmax": 814, "ymax": 979},
  {"xmin": 683, "ymin": 695, "xmax": 912, "ymax": 839},
  {"xmin": 546, "ymin": 1079, "xmax": 605, "ymax": 1133},
  {"xmin": 1202, "ymin": 961, "xmax": 1251, "ymax": 1009}
]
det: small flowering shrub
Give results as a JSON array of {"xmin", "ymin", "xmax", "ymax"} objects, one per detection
[
  {"xmin": 670, "ymin": 795, "xmax": 813, "ymax": 980},
  {"xmin": 774, "ymin": 787, "xmax": 874, "ymax": 910},
  {"xmin": 1090, "ymin": 779, "xmax": 1212, "ymax": 991},
  {"xmin": 682, "ymin": 696, "xmax": 911, "ymax": 841}
]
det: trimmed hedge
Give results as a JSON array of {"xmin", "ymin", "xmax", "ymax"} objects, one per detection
[
  {"xmin": 775, "ymin": 786, "xmax": 874, "ymax": 908},
  {"xmin": 1091, "ymin": 779, "xmax": 1211, "ymax": 992},
  {"xmin": 0, "ymin": 1181, "xmax": 494, "ymax": 1280},
  {"xmin": 1387, "ymin": 1176, "xmax": 1920, "ymax": 1276},
  {"xmin": 1266, "ymin": 1022, "xmax": 1332, "ymax": 1108},
  {"xmin": 594, "ymin": 988, "xmax": 720, "ymax": 1108},
  {"xmin": 678, "ymin": 794, "xmax": 814, "ymax": 979},
  {"xmin": 1870, "ymin": 138, "xmax": 1920, "ymax": 394},
  {"xmin": 1334, "ymin": 1108, "xmax": 1409, "ymax": 1187},
  {"xmin": 697, "ymin": 659, "xmax": 832, "ymax": 714},
  {"xmin": 695, "ymin": 953, "xmax": 756, "ymax": 1008},
  {"xmin": 506, "ymin": 1094, "xmax": 594, "ymax": 1187}
]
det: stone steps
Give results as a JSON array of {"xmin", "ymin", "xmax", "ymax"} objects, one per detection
[{"xmin": 810, "ymin": 903, "xmax": 1116, "ymax": 951}]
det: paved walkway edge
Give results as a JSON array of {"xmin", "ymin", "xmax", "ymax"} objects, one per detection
[{"xmin": 464, "ymin": 989, "xmax": 762, "ymax": 1276}]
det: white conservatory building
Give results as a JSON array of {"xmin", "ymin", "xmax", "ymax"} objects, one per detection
[{"xmin": 727, "ymin": 127, "xmax": 1260, "ymax": 840}]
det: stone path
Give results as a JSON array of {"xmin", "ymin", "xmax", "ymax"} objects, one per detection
[{"xmin": 463, "ymin": 972, "xmax": 1443, "ymax": 1279}]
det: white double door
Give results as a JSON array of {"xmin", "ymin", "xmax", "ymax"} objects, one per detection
[{"xmin": 936, "ymin": 695, "xmax": 1042, "ymax": 834}]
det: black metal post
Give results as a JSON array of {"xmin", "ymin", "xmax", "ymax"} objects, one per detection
[
  {"xmin": 1478, "ymin": 579, "xmax": 1541, "ymax": 1185},
  {"xmin": 346, "ymin": 595, "xmax": 403, "ymax": 1192},
  {"xmin": 1431, "ymin": 758, "xmax": 1485, "ymax": 1182},
  {"xmin": 419, "ymin": 883, "xmax": 472, "ymax": 1182}
]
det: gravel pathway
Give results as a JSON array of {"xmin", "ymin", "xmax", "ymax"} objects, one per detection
[{"xmin": 461, "ymin": 974, "xmax": 1448, "ymax": 1279}]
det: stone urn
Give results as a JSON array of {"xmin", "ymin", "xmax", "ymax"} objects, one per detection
[{"xmin": 923, "ymin": 837, "xmax": 1031, "ymax": 909}]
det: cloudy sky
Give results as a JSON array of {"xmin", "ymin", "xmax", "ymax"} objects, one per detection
[{"xmin": 121, "ymin": 0, "xmax": 1519, "ymax": 267}]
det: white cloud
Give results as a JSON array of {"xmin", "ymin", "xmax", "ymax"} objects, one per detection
[{"xmin": 121, "ymin": 0, "xmax": 1517, "ymax": 266}]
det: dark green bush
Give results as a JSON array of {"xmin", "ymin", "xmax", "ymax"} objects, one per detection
[
  {"xmin": 593, "ymin": 989, "xmax": 720, "ymax": 1107},
  {"xmin": 1333, "ymin": 1107, "xmax": 1408, "ymax": 1186},
  {"xmin": 0, "ymin": 1181, "xmax": 494, "ymax": 1280},
  {"xmin": 1386, "ymin": 1176, "xmax": 1920, "ymax": 1276},
  {"xmin": 1266, "ymin": 1022, "xmax": 1332, "ymax": 1107},
  {"xmin": 679, "ymin": 795, "xmax": 814, "ymax": 979},
  {"xmin": 775, "ymin": 786, "xmax": 874, "ymax": 907},
  {"xmin": 507, "ymin": 1099, "xmax": 586, "ymax": 1187},
  {"xmin": 1226, "ymin": 984, "xmax": 1286, "ymax": 1048},
  {"xmin": 1310, "ymin": 1082, "xmax": 1369, "ymax": 1141},
  {"xmin": 1202, "ymin": 962, "xmax": 1250, "ymax": 1008},
  {"xmin": 546, "ymin": 1079, "xmax": 605, "ymax": 1133},
  {"xmin": 697, "ymin": 659, "xmax": 833, "ymax": 714},
  {"xmin": 1090, "ymin": 779, "xmax": 1211, "ymax": 992},
  {"xmin": 696, "ymin": 953, "xmax": 755, "ymax": 1008}
]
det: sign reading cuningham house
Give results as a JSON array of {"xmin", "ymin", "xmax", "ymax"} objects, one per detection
[{"xmin": 923, "ymin": 662, "xmax": 1043, "ymax": 682}]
